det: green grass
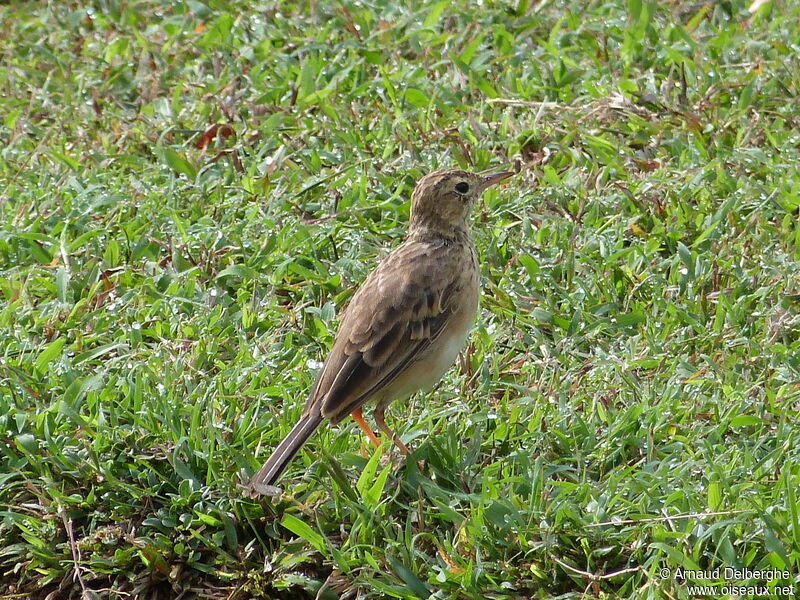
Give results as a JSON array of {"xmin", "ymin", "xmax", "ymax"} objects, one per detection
[{"xmin": 2, "ymin": 0, "xmax": 800, "ymax": 598}]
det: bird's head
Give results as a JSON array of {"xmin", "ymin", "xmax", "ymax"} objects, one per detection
[{"xmin": 409, "ymin": 168, "xmax": 514, "ymax": 235}]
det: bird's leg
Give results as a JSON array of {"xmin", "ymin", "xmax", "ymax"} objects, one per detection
[
  {"xmin": 351, "ymin": 407, "xmax": 382, "ymax": 448},
  {"xmin": 374, "ymin": 404, "xmax": 410, "ymax": 455}
]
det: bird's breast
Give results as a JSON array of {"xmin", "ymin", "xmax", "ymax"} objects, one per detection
[{"xmin": 377, "ymin": 252, "xmax": 480, "ymax": 404}]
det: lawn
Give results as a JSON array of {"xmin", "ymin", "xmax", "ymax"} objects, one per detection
[{"xmin": 1, "ymin": 0, "xmax": 799, "ymax": 598}]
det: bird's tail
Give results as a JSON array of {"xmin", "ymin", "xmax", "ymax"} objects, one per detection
[{"xmin": 249, "ymin": 413, "xmax": 324, "ymax": 490}]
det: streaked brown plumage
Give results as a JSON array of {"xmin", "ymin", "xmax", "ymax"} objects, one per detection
[{"xmin": 249, "ymin": 168, "xmax": 513, "ymax": 493}]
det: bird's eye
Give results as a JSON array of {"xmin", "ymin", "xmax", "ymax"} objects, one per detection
[{"xmin": 455, "ymin": 182, "xmax": 469, "ymax": 194}]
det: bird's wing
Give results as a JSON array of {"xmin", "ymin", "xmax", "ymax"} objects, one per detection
[{"xmin": 304, "ymin": 238, "xmax": 463, "ymax": 424}]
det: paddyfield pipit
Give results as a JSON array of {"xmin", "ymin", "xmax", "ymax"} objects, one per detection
[{"xmin": 249, "ymin": 168, "xmax": 514, "ymax": 492}]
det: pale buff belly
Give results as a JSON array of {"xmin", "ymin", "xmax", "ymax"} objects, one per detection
[{"xmin": 374, "ymin": 284, "xmax": 479, "ymax": 408}]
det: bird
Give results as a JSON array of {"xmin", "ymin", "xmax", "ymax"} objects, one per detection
[{"xmin": 248, "ymin": 167, "xmax": 514, "ymax": 493}]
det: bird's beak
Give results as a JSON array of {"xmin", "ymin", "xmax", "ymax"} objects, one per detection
[{"xmin": 479, "ymin": 171, "xmax": 515, "ymax": 193}]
